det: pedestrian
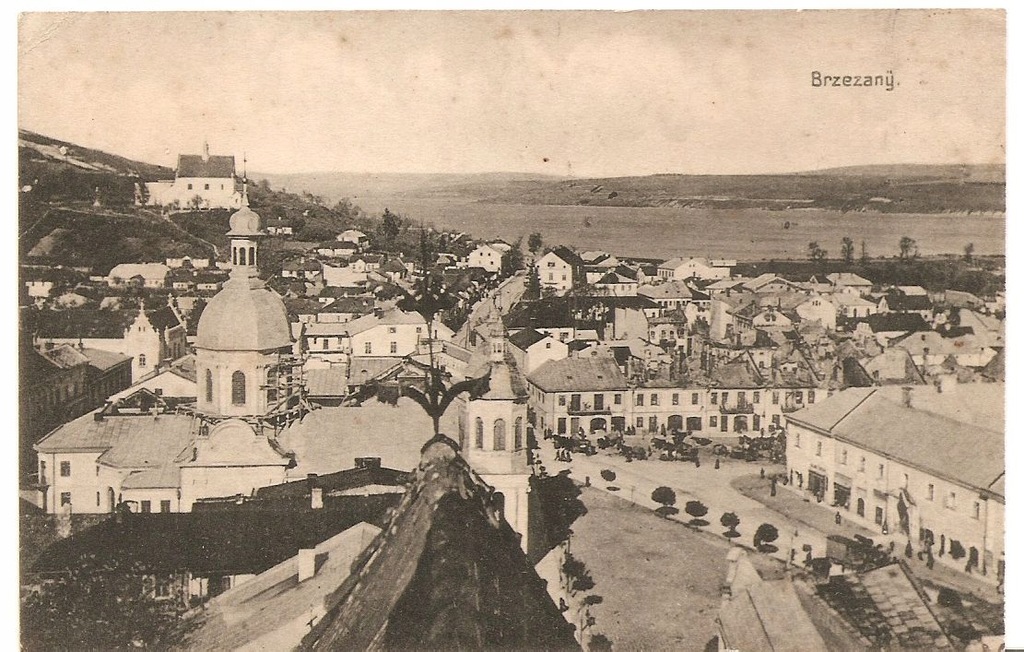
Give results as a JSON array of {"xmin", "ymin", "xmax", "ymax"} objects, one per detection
[
  {"xmin": 834, "ymin": 511, "xmax": 842, "ymax": 525},
  {"xmin": 790, "ymin": 549, "xmax": 797, "ymax": 564},
  {"xmin": 714, "ymin": 458, "xmax": 720, "ymax": 470},
  {"xmin": 694, "ymin": 453, "xmax": 701, "ymax": 468},
  {"xmin": 770, "ymin": 477, "xmax": 777, "ymax": 497},
  {"xmin": 760, "ymin": 467, "xmax": 765, "ymax": 479}
]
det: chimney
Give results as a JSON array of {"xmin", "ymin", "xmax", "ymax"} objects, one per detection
[
  {"xmin": 311, "ymin": 487, "xmax": 324, "ymax": 509},
  {"xmin": 234, "ymin": 493, "xmax": 244, "ymax": 505},
  {"xmin": 901, "ymin": 386, "xmax": 913, "ymax": 408},
  {"xmin": 938, "ymin": 374, "xmax": 957, "ymax": 395},
  {"xmin": 297, "ymin": 548, "xmax": 316, "ymax": 582}
]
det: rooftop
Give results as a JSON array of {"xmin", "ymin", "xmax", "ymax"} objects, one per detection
[
  {"xmin": 787, "ymin": 384, "xmax": 1004, "ymax": 497},
  {"xmin": 302, "ymin": 436, "xmax": 579, "ymax": 650},
  {"xmin": 177, "ymin": 154, "xmax": 235, "ymax": 178},
  {"xmin": 528, "ymin": 356, "xmax": 629, "ymax": 393}
]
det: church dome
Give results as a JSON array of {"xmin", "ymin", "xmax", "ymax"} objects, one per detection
[
  {"xmin": 196, "ymin": 275, "xmax": 292, "ymax": 351},
  {"xmin": 227, "ymin": 205, "xmax": 263, "ymax": 237}
]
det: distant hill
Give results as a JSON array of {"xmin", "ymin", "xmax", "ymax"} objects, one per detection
[
  {"xmin": 255, "ymin": 171, "xmax": 564, "ymax": 202},
  {"xmin": 795, "ymin": 163, "xmax": 1005, "ymax": 183},
  {"xmin": 395, "ymin": 165, "xmax": 1005, "ymax": 214},
  {"xmin": 258, "ymin": 164, "xmax": 1004, "ymax": 215}
]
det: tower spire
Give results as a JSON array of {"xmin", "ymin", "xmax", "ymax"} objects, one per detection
[{"xmin": 242, "ymin": 152, "xmax": 249, "ymax": 207}]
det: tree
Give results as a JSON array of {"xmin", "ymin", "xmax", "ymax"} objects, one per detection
[
  {"xmin": 898, "ymin": 236, "xmax": 917, "ymax": 261},
  {"xmin": 684, "ymin": 500, "xmax": 709, "ymax": 526},
  {"xmin": 721, "ymin": 512, "xmax": 741, "ymax": 538},
  {"xmin": 808, "ymin": 241, "xmax": 827, "ymax": 264},
  {"xmin": 841, "ymin": 237, "xmax": 855, "ymax": 264},
  {"xmin": 600, "ymin": 469, "xmax": 616, "ymax": 483},
  {"xmin": 589, "ymin": 633, "xmax": 613, "ymax": 652},
  {"xmin": 963, "ymin": 242, "xmax": 975, "ymax": 264},
  {"xmin": 651, "ymin": 486, "xmax": 677, "ymax": 516},
  {"xmin": 501, "ymin": 237, "xmax": 525, "ymax": 276},
  {"xmin": 378, "ymin": 208, "xmax": 403, "ymax": 249},
  {"xmin": 860, "ymin": 239, "xmax": 870, "ymax": 264},
  {"xmin": 21, "ymin": 553, "xmax": 189, "ymax": 650},
  {"xmin": 753, "ymin": 523, "xmax": 779, "ymax": 552},
  {"xmin": 187, "ymin": 194, "xmax": 205, "ymax": 211},
  {"xmin": 527, "ymin": 232, "xmax": 544, "ymax": 254},
  {"xmin": 525, "ymin": 266, "xmax": 541, "ymax": 301}
]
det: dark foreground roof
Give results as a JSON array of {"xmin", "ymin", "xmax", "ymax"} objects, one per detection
[
  {"xmin": 31, "ymin": 496, "xmax": 398, "ymax": 576},
  {"xmin": 302, "ymin": 436, "xmax": 579, "ymax": 651}
]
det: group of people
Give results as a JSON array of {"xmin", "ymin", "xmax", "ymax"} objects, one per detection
[{"xmin": 555, "ymin": 448, "xmax": 573, "ymax": 462}]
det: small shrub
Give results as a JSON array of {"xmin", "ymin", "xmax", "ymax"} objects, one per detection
[
  {"xmin": 651, "ymin": 486, "xmax": 676, "ymax": 508},
  {"xmin": 684, "ymin": 500, "xmax": 709, "ymax": 526},
  {"xmin": 589, "ymin": 633, "xmax": 613, "ymax": 652},
  {"xmin": 600, "ymin": 469, "xmax": 616, "ymax": 482},
  {"xmin": 754, "ymin": 523, "xmax": 779, "ymax": 551},
  {"xmin": 721, "ymin": 512, "xmax": 741, "ymax": 537}
]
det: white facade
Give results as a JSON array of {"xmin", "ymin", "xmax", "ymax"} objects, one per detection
[
  {"xmin": 468, "ymin": 244, "xmax": 505, "ymax": 273},
  {"xmin": 535, "ymin": 251, "xmax": 575, "ymax": 295}
]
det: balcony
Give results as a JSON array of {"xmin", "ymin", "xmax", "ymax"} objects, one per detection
[
  {"xmin": 781, "ymin": 403, "xmax": 803, "ymax": 413},
  {"xmin": 568, "ymin": 405, "xmax": 612, "ymax": 416},
  {"xmin": 720, "ymin": 402, "xmax": 755, "ymax": 414}
]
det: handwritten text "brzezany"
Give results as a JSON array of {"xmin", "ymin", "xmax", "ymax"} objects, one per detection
[{"xmin": 811, "ymin": 71, "xmax": 896, "ymax": 91}]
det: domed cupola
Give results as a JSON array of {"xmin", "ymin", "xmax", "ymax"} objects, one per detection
[{"xmin": 195, "ymin": 198, "xmax": 293, "ymax": 417}]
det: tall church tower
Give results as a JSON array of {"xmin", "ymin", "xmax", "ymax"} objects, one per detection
[
  {"xmin": 459, "ymin": 319, "xmax": 532, "ymax": 552},
  {"xmin": 194, "ymin": 198, "xmax": 293, "ymax": 418}
]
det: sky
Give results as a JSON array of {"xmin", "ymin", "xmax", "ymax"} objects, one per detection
[{"xmin": 17, "ymin": 10, "xmax": 1005, "ymax": 176}]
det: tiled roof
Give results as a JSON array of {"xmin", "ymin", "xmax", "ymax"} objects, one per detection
[
  {"xmin": 719, "ymin": 576, "xmax": 827, "ymax": 651},
  {"xmin": 302, "ymin": 437, "xmax": 580, "ymax": 651},
  {"xmin": 787, "ymin": 384, "xmax": 1004, "ymax": 496},
  {"xmin": 508, "ymin": 327, "xmax": 548, "ymax": 350},
  {"xmin": 306, "ymin": 367, "xmax": 349, "ymax": 398},
  {"xmin": 277, "ymin": 400, "xmax": 460, "ymax": 477},
  {"xmin": 176, "ymin": 154, "xmax": 235, "ymax": 178},
  {"xmin": 147, "ymin": 305, "xmax": 182, "ymax": 330},
  {"xmin": 638, "ymin": 280, "xmax": 694, "ymax": 300},
  {"xmin": 39, "ymin": 343, "xmax": 90, "ymax": 369},
  {"xmin": 121, "ymin": 463, "xmax": 181, "ymax": 489},
  {"xmin": 36, "ymin": 409, "xmax": 197, "ymax": 467},
  {"xmin": 549, "ymin": 245, "xmax": 585, "ymax": 268},
  {"xmin": 347, "ymin": 358, "xmax": 403, "ymax": 384},
  {"xmin": 821, "ymin": 563, "xmax": 951, "ymax": 649},
  {"xmin": 107, "ymin": 263, "xmax": 170, "ymax": 282},
  {"xmin": 855, "ymin": 312, "xmax": 931, "ymax": 334},
  {"xmin": 826, "ymin": 272, "xmax": 873, "ymax": 286},
  {"xmin": 256, "ymin": 466, "xmax": 409, "ymax": 501},
  {"xmin": 344, "ymin": 308, "xmax": 425, "ymax": 336},
  {"xmin": 175, "ymin": 523, "xmax": 383, "ymax": 651},
  {"xmin": 882, "ymin": 293, "xmax": 933, "ymax": 312},
  {"xmin": 711, "ymin": 355, "xmax": 765, "ymax": 388},
  {"xmin": 78, "ymin": 347, "xmax": 131, "ymax": 372},
  {"xmin": 528, "ymin": 357, "xmax": 628, "ymax": 392}
]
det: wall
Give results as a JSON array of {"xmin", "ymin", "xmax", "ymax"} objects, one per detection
[{"xmin": 179, "ymin": 465, "xmax": 287, "ymax": 511}]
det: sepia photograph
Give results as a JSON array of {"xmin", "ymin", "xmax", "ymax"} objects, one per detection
[{"xmin": 16, "ymin": 8, "xmax": 1009, "ymax": 650}]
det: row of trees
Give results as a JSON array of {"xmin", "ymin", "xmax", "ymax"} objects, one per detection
[{"xmin": 809, "ymin": 236, "xmax": 978, "ymax": 264}]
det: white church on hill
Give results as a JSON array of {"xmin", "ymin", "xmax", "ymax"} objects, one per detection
[{"xmin": 145, "ymin": 142, "xmax": 244, "ymax": 210}]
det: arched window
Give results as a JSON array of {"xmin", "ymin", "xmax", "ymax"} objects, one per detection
[
  {"xmin": 493, "ymin": 419, "xmax": 506, "ymax": 451},
  {"xmin": 474, "ymin": 418, "xmax": 484, "ymax": 449},
  {"xmin": 231, "ymin": 371, "xmax": 246, "ymax": 405},
  {"xmin": 239, "ymin": 247, "xmax": 247, "ymax": 266},
  {"xmin": 249, "ymin": 246, "xmax": 256, "ymax": 266},
  {"xmin": 205, "ymin": 369, "xmax": 213, "ymax": 403},
  {"xmin": 139, "ymin": 354, "xmax": 147, "ymax": 368},
  {"xmin": 514, "ymin": 417, "xmax": 523, "ymax": 450}
]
